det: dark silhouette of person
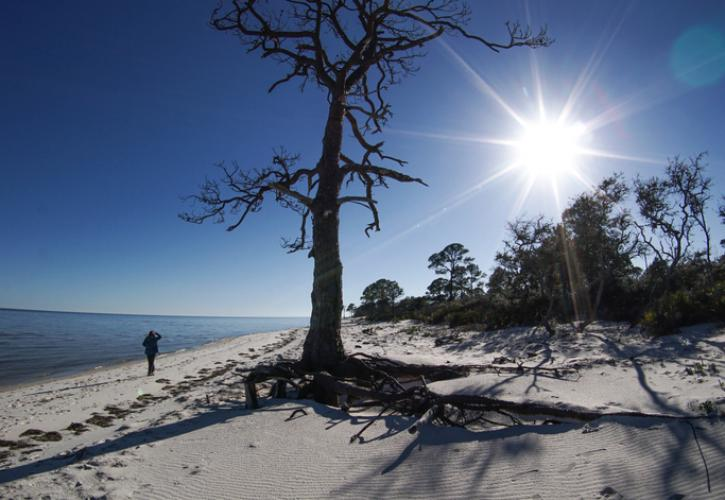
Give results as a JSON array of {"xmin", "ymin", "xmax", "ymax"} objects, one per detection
[{"xmin": 142, "ymin": 330, "xmax": 162, "ymax": 376}]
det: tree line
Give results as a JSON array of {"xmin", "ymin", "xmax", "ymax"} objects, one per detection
[{"xmin": 355, "ymin": 154, "xmax": 725, "ymax": 334}]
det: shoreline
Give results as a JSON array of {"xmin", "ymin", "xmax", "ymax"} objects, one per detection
[
  {"xmin": 0, "ymin": 328, "xmax": 307, "ymax": 395},
  {"xmin": 0, "ymin": 325, "xmax": 306, "ymax": 443},
  {"xmin": 0, "ymin": 328, "xmax": 302, "ymax": 399}
]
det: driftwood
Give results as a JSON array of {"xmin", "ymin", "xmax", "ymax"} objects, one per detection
[
  {"xmin": 408, "ymin": 404, "xmax": 441, "ymax": 434},
  {"xmin": 239, "ymin": 353, "xmax": 710, "ymax": 441}
]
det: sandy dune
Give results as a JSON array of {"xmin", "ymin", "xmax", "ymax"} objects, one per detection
[{"xmin": 1, "ymin": 320, "xmax": 723, "ymax": 499}]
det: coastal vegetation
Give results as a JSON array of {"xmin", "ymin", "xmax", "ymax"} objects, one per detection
[{"xmin": 356, "ymin": 155, "xmax": 725, "ymax": 335}]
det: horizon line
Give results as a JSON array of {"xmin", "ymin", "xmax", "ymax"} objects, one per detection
[{"xmin": 0, "ymin": 307, "xmax": 310, "ymax": 320}]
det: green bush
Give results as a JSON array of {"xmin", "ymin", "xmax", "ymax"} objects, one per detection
[
  {"xmin": 642, "ymin": 291, "xmax": 690, "ymax": 335},
  {"xmin": 447, "ymin": 308, "xmax": 485, "ymax": 327},
  {"xmin": 642, "ymin": 279, "xmax": 725, "ymax": 335},
  {"xmin": 426, "ymin": 302, "xmax": 461, "ymax": 324}
]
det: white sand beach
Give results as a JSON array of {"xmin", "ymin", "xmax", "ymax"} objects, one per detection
[{"xmin": 1, "ymin": 320, "xmax": 724, "ymax": 499}]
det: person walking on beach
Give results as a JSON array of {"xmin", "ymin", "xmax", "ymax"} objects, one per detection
[{"xmin": 143, "ymin": 330, "xmax": 162, "ymax": 376}]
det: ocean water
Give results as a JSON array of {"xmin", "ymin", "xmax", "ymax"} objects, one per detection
[{"xmin": 0, "ymin": 309, "xmax": 308, "ymax": 388}]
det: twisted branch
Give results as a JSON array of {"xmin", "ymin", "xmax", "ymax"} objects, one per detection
[{"xmin": 184, "ymin": 1, "xmax": 551, "ymax": 247}]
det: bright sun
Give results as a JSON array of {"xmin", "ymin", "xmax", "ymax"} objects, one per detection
[
  {"xmin": 393, "ymin": 30, "xmax": 668, "ymax": 225},
  {"xmin": 515, "ymin": 121, "xmax": 585, "ymax": 179}
]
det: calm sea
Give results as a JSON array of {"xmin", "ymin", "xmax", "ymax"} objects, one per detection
[{"xmin": 0, "ymin": 308, "xmax": 308, "ymax": 389}]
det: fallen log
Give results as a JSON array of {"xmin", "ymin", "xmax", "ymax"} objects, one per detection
[
  {"xmin": 341, "ymin": 353, "xmax": 469, "ymax": 382},
  {"xmin": 430, "ymin": 393, "xmax": 696, "ymax": 423},
  {"xmin": 341, "ymin": 353, "xmax": 579, "ymax": 382}
]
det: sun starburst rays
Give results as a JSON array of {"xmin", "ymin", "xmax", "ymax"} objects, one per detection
[
  {"xmin": 577, "ymin": 147, "xmax": 662, "ymax": 165},
  {"xmin": 386, "ymin": 30, "xmax": 672, "ymax": 222},
  {"xmin": 438, "ymin": 39, "xmax": 528, "ymax": 127},
  {"xmin": 558, "ymin": 3, "xmax": 633, "ymax": 125},
  {"xmin": 353, "ymin": 18, "xmax": 677, "ymax": 257}
]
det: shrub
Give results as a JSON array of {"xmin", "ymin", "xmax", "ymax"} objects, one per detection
[
  {"xmin": 642, "ymin": 292, "xmax": 686, "ymax": 335},
  {"xmin": 447, "ymin": 308, "xmax": 485, "ymax": 327},
  {"xmin": 642, "ymin": 280, "xmax": 725, "ymax": 335}
]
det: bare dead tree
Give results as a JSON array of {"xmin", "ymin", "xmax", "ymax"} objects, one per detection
[
  {"xmin": 634, "ymin": 153, "xmax": 712, "ymax": 274},
  {"xmin": 181, "ymin": 0, "xmax": 551, "ymax": 370}
]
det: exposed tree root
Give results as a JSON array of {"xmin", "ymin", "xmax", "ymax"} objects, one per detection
[{"xmin": 239, "ymin": 354, "xmax": 714, "ymax": 442}]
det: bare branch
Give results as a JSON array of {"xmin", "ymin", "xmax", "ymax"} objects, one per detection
[
  {"xmin": 211, "ymin": 0, "xmax": 335, "ymax": 89},
  {"xmin": 281, "ymin": 207, "xmax": 312, "ymax": 253},
  {"xmin": 337, "ymin": 153, "xmax": 426, "ymax": 235},
  {"xmin": 340, "ymin": 154, "xmax": 427, "ymax": 186},
  {"xmin": 189, "ymin": 1, "xmax": 550, "ymax": 245},
  {"xmin": 179, "ymin": 152, "xmax": 315, "ymax": 244}
]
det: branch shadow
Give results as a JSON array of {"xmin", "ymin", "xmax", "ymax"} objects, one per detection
[
  {"xmin": 332, "ymin": 415, "xmax": 725, "ymax": 499},
  {"xmin": 611, "ymin": 415, "xmax": 725, "ymax": 496},
  {"xmin": 525, "ymin": 341, "xmax": 553, "ymax": 395},
  {"xmin": 0, "ymin": 401, "xmax": 308, "ymax": 485},
  {"xmin": 442, "ymin": 323, "xmax": 724, "ymax": 373},
  {"xmin": 594, "ymin": 334, "xmax": 684, "ymax": 415},
  {"xmin": 380, "ymin": 421, "xmax": 576, "ymax": 476},
  {"xmin": 303, "ymin": 401, "xmax": 411, "ymax": 443}
]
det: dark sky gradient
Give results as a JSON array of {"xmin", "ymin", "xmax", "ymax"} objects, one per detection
[{"xmin": 2, "ymin": 1, "xmax": 724, "ymax": 315}]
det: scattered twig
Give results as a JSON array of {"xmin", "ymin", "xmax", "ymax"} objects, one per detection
[
  {"xmin": 350, "ymin": 405, "xmax": 391, "ymax": 443},
  {"xmin": 285, "ymin": 408, "xmax": 308, "ymax": 421}
]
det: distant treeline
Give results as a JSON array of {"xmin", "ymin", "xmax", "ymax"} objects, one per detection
[{"xmin": 352, "ymin": 154, "xmax": 725, "ymax": 335}]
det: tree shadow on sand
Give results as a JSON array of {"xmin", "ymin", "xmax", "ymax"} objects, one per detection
[
  {"xmin": 0, "ymin": 401, "xmax": 304, "ymax": 485},
  {"xmin": 594, "ymin": 333, "xmax": 690, "ymax": 416},
  {"xmin": 441, "ymin": 323, "xmax": 724, "ymax": 368},
  {"xmin": 0, "ymin": 399, "xmax": 418, "ymax": 485},
  {"xmin": 2, "ymin": 396, "xmax": 722, "ymax": 498},
  {"xmin": 331, "ymin": 415, "xmax": 724, "ymax": 499}
]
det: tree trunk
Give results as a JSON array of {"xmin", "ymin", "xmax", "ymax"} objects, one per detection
[
  {"xmin": 447, "ymin": 264, "xmax": 454, "ymax": 302},
  {"xmin": 301, "ymin": 95, "xmax": 346, "ymax": 370}
]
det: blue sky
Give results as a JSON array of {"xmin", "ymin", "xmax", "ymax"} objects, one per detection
[{"xmin": 1, "ymin": 0, "xmax": 724, "ymax": 316}]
